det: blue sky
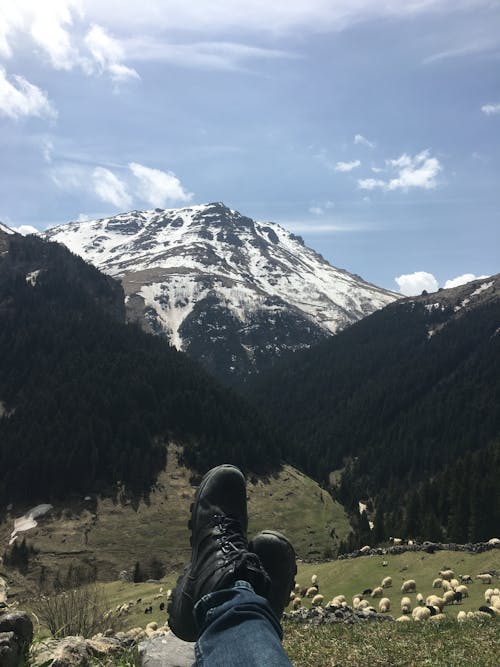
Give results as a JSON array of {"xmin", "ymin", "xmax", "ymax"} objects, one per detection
[{"xmin": 0, "ymin": 1, "xmax": 499, "ymax": 294}]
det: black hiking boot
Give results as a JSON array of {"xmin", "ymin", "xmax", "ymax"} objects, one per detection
[
  {"xmin": 248, "ymin": 530, "xmax": 297, "ymax": 619},
  {"xmin": 168, "ymin": 464, "xmax": 270, "ymax": 642}
]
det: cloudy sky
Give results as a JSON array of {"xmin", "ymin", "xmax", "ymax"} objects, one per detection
[{"xmin": 1, "ymin": 0, "xmax": 499, "ymax": 293}]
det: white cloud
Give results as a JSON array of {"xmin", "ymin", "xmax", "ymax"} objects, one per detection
[
  {"xmin": 444, "ymin": 273, "xmax": 489, "ymax": 289},
  {"xmin": 11, "ymin": 224, "xmax": 38, "ymax": 235},
  {"xmin": 84, "ymin": 1, "xmax": 490, "ymax": 36},
  {"xmin": 354, "ymin": 134, "xmax": 375, "ymax": 148},
  {"xmin": 29, "ymin": 1, "xmax": 81, "ymax": 70},
  {"xmin": 481, "ymin": 102, "xmax": 500, "ymax": 115},
  {"xmin": 309, "ymin": 200, "xmax": 335, "ymax": 216},
  {"xmin": 0, "ymin": 1, "xmax": 83, "ymax": 69},
  {"xmin": 84, "ymin": 24, "xmax": 139, "ymax": 83},
  {"xmin": 286, "ymin": 220, "xmax": 369, "ymax": 233},
  {"xmin": 358, "ymin": 150, "xmax": 442, "ymax": 192},
  {"xmin": 334, "ymin": 159, "xmax": 361, "ymax": 172},
  {"xmin": 395, "ymin": 271, "xmax": 439, "ymax": 296},
  {"xmin": 50, "ymin": 163, "xmax": 88, "ymax": 190},
  {"xmin": 423, "ymin": 40, "xmax": 498, "ymax": 65},
  {"xmin": 357, "ymin": 178, "xmax": 385, "ymax": 190},
  {"xmin": 3, "ymin": 1, "xmax": 491, "ymax": 70},
  {"xmin": 0, "ymin": 66, "xmax": 57, "ymax": 119},
  {"xmin": 129, "ymin": 162, "xmax": 193, "ymax": 206},
  {"xmin": 1, "ymin": 4, "xmax": 137, "ymax": 83},
  {"xmin": 92, "ymin": 167, "xmax": 132, "ymax": 209},
  {"xmin": 123, "ymin": 38, "xmax": 295, "ymax": 71}
]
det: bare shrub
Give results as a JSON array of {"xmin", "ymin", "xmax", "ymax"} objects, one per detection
[{"xmin": 32, "ymin": 584, "xmax": 112, "ymax": 638}]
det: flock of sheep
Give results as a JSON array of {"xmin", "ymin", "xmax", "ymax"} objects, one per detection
[
  {"xmin": 288, "ymin": 567, "xmax": 500, "ymax": 622},
  {"xmin": 107, "ymin": 587, "xmax": 172, "ymax": 618}
]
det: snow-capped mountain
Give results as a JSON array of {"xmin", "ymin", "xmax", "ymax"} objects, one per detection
[{"xmin": 43, "ymin": 202, "xmax": 398, "ymax": 381}]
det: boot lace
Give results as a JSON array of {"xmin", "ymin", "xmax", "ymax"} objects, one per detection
[{"xmin": 214, "ymin": 515, "xmax": 247, "ymax": 555}]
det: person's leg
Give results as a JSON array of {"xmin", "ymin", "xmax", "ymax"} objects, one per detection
[{"xmin": 194, "ymin": 580, "xmax": 293, "ymax": 667}]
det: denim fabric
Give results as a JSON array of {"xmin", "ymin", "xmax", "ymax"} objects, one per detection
[{"xmin": 193, "ymin": 580, "xmax": 293, "ymax": 666}]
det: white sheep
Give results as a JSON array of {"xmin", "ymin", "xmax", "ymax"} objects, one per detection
[
  {"xmin": 360, "ymin": 545, "xmax": 371, "ymax": 554},
  {"xmin": 378, "ymin": 597, "xmax": 391, "ymax": 613},
  {"xmin": 416, "ymin": 593, "xmax": 424, "ymax": 606},
  {"xmin": 441, "ymin": 580, "xmax": 452, "ymax": 592},
  {"xmin": 459, "ymin": 574, "xmax": 472, "ymax": 583},
  {"xmin": 426, "ymin": 595, "xmax": 444, "ymax": 611},
  {"xmin": 487, "ymin": 537, "xmax": 500, "ymax": 545},
  {"xmin": 312, "ymin": 594, "xmax": 324, "ymax": 607},
  {"xmin": 292, "ymin": 597, "xmax": 302, "ymax": 610},
  {"xmin": 412, "ymin": 606, "xmax": 431, "ymax": 621},
  {"xmin": 457, "ymin": 610, "xmax": 467, "ymax": 622},
  {"xmin": 381, "ymin": 576, "xmax": 392, "ymax": 588},
  {"xmin": 396, "ymin": 615, "xmax": 412, "ymax": 622},
  {"xmin": 294, "ymin": 583, "xmax": 301, "ymax": 594},
  {"xmin": 476, "ymin": 573, "xmax": 493, "ymax": 584},
  {"xmin": 401, "ymin": 579, "xmax": 416, "ymax": 593},
  {"xmin": 328, "ymin": 596, "xmax": 343, "ymax": 607},
  {"xmin": 450, "ymin": 578, "xmax": 460, "ymax": 589},
  {"xmin": 432, "ymin": 578, "xmax": 443, "ymax": 589},
  {"xmin": 428, "ymin": 613, "xmax": 446, "ymax": 622},
  {"xmin": 390, "ymin": 537, "xmax": 403, "ymax": 546},
  {"xmin": 490, "ymin": 595, "xmax": 500, "ymax": 611},
  {"xmin": 455, "ymin": 585, "xmax": 469, "ymax": 598},
  {"xmin": 484, "ymin": 588, "xmax": 494, "ymax": 601},
  {"xmin": 358, "ymin": 600, "xmax": 370, "ymax": 610},
  {"xmin": 306, "ymin": 586, "xmax": 318, "ymax": 598},
  {"xmin": 400, "ymin": 596, "xmax": 412, "ymax": 614},
  {"xmin": 311, "ymin": 574, "xmax": 318, "ymax": 586},
  {"xmin": 443, "ymin": 590, "xmax": 455, "ymax": 605},
  {"xmin": 352, "ymin": 596, "xmax": 361, "ymax": 609},
  {"xmin": 371, "ymin": 587, "xmax": 383, "ymax": 598},
  {"xmin": 439, "ymin": 569, "xmax": 455, "ymax": 581}
]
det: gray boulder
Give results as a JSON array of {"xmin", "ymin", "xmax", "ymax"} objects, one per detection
[{"xmin": 138, "ymin": 632, "xmax": 195, "ymax": 667}]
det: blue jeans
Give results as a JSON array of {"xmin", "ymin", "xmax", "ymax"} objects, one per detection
[{"xmin": 194, "ymin": 580, "xmax": 293, "ymax": 666}]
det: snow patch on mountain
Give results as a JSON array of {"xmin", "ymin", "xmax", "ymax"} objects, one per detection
[{"xmin": 0, "ymin": 222, "xmax": 15, "ymax": 235}]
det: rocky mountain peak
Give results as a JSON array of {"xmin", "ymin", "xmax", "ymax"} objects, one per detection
[{"xmin": 43, "ymin": 203, "xmax": 398, "ymax": 383}]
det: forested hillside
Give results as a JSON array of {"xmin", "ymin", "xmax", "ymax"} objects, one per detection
[
  {"xmin": 245, "ymin": 277, "xmax": 500, "ymax": 544},
  {"xmin": 0, "ymin": 232, "xmax": 281, "ymax": 505}
]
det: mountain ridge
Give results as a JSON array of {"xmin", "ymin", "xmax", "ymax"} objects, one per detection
[{"xmin": 244, "ymin": 273, "xmax": 500, "ymax": 544}]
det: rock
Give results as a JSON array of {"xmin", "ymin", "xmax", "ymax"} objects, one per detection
[
  {"xmin": 31, "ymin": 636, "xmax": 92, "ymax": 667},
  {"xmin": 0, "ymin": 611, "xmax": 33, "ymax": 645},
  {"xmin": 138, "ymin": 633, "xmax": 195, "ymax": 667},
  {"xmin": 0, "ymin": 631, "xmax": 21, "ymax": 667},
  {"xmin": 284, "ymin": 603, "xmax": 393, "ymax": 626},
  {"xmin": 0, "ymin": 577, "xmax": 8, "ymax": 605},
  {"xmin": 86, "ymin": 636, "xmax": 123, "ymax": 658}
]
